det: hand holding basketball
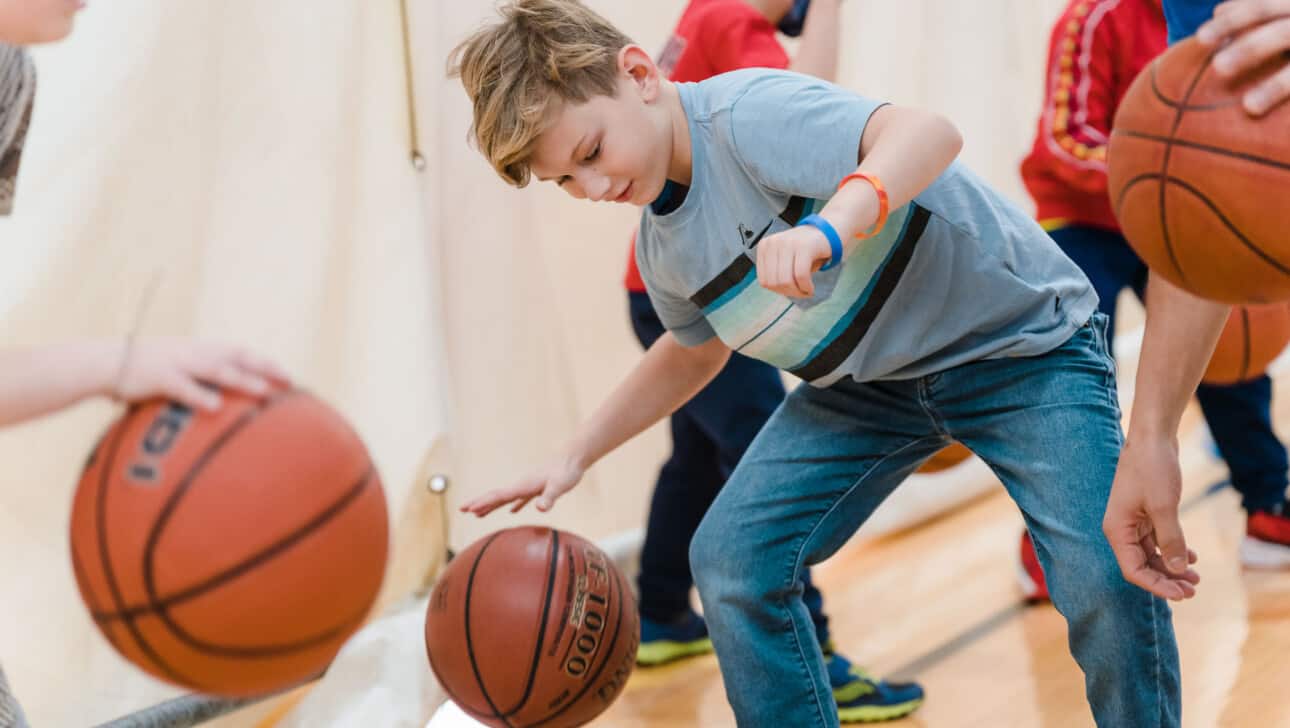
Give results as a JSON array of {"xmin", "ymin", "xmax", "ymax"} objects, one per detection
[
  {"xmin": 115, "ymin": 339, "xmax": 290, "ymax": 411},
  {"xmin": 1198, "ymin": 0, "xmax": 1290, "ymax": 115},
  {"xmin": 461, "ymin": 453, "xmax": 587, "ymax": 516}
]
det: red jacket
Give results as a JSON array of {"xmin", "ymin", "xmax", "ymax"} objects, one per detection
[
  {"xmin": 1020, "ymin": 0, "xmax": 1167, "ymax": 232},
  {"xmin": 625, "ymin": 0, "xmax": 790, "ymax": 292}
]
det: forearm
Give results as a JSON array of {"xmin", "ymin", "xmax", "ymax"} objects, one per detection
[
  {"xmin": 564, "ymin": 333, "xmax": 730, "ymax": 469},
  {"xmin": 0, "ymin": 341, "xmax": 119, "ymax": 426},
  {"xmin": 822, "ymin": 108, "xmax": 963, "ymax": 239},
  {"xmin": 1129, "ymin": 274, "xmax": 1229, "ymax": 440},
  {"xmin": 788, "ymin": 0, "xmax": 840, "ymax": 82}
]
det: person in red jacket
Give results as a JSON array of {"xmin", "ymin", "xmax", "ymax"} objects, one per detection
[
  {"xmin": 1017, "ymin": 0, "xmax": 1290, "ymax": 602},
  {"xmin": 624, "ymin": 0, "xmax": 925, "ymax": 721}
]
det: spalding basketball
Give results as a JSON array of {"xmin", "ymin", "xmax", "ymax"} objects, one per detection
[
  {"xmin": 70, "ymin": 390, "xmax": 388, "ymax": 696},
  {"xmin": 425, "ymin": 526, "xmax": 638, "ymax": 728},
  {"xmin": 1203, "ymin": 304, "xmax": 1290, "ymax": 384},
  {"xmin": 1108, "ymin": 38, "xmax": 1290, "ymax": 303},
  {"xmin": 918, "ymin": 443, "xmax": 972, "ymax": 474}
]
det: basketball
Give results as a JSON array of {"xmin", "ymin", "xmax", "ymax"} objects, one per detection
[
  {"xmin": 425, "ymin": 526, "xmax": 639, "ymax": 728},
  {"xmin": 69, "ymin": 390, "xmax": 389, "ymax": 696},
  {"xmin": 1107, "ymin": 37, "xmax": 1290, "ymax": 303},
  {"xmin": 918, "ymin": 443, "xmax": 972, "ymax": 474},
  {"xmin": 1202, "ymin": 304, "xmax": 1290, "ymax": 385}
]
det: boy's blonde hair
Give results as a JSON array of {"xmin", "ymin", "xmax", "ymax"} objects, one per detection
[{"xmin": 448, "ymin": 0, "xmax": 633, "ymax": 187}]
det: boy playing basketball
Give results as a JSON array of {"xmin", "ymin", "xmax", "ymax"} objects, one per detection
[
  {"xmin": 452, "ymin": 1, "xmax": 1229, "ymax": 724},
  {"xmin": 619, "ymin": 0, "xmax": 924, "ymax": 720}
]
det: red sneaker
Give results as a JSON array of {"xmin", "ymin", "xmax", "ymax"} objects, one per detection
[
  {"xmin": 1241, "ymin": 503, "xmax": 1290, "ymax": 570},
  {"xmin": 1017, "ymin": 530, "xmax": 1050, "ymax": 602}
]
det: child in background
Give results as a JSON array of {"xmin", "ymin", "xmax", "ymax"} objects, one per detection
[{"xmin": 1016, "ymin": 0, "xmax": 1290, "ymax": 602}]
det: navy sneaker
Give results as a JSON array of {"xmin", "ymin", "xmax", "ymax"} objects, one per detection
[
  {"xmin": 636, "ymin": 609, "xmax": 714, "ymax": 666},
  {"xmin": 823, "ymin": 642, "xmax": 925, "ymax": 723}
]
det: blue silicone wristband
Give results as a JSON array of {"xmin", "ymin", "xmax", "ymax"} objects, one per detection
[{"xmin": 798, "ymin": 214, "xmax": 843, "ymax": 272}]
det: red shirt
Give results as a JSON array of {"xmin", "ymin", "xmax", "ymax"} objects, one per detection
[
  {"xmin": 1019, "ymin": 0, "xmax": 1167, "ymax": 233},
  {"xmin": 624, "ymin": 0, "xmax": 790, "ymax": 292}
]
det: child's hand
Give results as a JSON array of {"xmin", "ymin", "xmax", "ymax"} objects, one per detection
[
  {"xmin": 115, "ymin": 339, "xmax": 290, "ymax": 411},
  {"xmin": 1198, "ymin": 0, "xmax": 1290, "ymax": 115},
  {"xmin": 460, "ymin": 455, "xmax": 587, "ymax": 517},
  {"xmin": 755, "ymin": 226, "xmax": 832, "ymax": 298},
  {"xmin": 1103, "ymin": 435, "xmax": 1201, "ymax": 601}
]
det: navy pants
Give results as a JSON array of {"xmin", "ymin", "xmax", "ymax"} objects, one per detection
[
  {"xmin": 628, "ymin": 292, "xmax": 829, "ymax": 642},
  {"xmin": 1053, "ymin": 225, "xmax": 1287, "ymax": 512}
]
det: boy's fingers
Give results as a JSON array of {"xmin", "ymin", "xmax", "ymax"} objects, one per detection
[
  {"xmin": 1198, "ymin": 0, "xmax": 1283, "ymax": 45},
  {"xmin": 1148, "ymin": 506, "xmax": 1190, "ymax": 574},
  {"xmin": 776, "ymin": 244, "xmax": 794, "ymax": 294},
  {"xmin": 235, "ymin": 349, "xmax": 291, "ymax": 385},
  {"xmin": 1213, "ymin": 15, "xmax": 1290, "ymax": 77},
  {"xmin": 1247, "ymin": 61, "xmax": 1290, "ymax": 115},
  {"xmin": 171, "ymin": 377, "xmax": 223, "ymax": 412},
  {"xmin": 209, "ymin": 363, "xmax": 271, "ymax": 397}
]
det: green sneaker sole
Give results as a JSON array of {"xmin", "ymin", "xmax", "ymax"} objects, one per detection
[
  {"xmin": 837, "ymin": 697, "xmax": 924, "ymax": 723},
  {"xmin": 635, "ymin": 637, "xmax": 714, "ymax": 666}
]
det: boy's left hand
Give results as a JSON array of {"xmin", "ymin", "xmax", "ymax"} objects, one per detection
[
  {"xmin": 1103, "ymin": 435, "xmax": 1201, "ymax": 601},
  {"xmin": 1198, "ymin": 0, "xmax": 1290, "ymax": 116},
  {"xmin": 756, "ymin": 226, "xmax": 833, "ymax": 298}
]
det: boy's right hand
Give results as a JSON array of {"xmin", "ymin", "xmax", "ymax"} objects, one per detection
[
  {"xmin": 460, "ymin": 454, "xmax": 587, "ymax": 517},
  {"xmin": 1198, "ymin": 0, "xmax": 1290, "ymax": 115},
  {"xmin": 115, "ymin": 338, "xmax": 290, "ymax": 412}
]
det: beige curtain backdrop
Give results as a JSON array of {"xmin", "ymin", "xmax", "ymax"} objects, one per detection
[{"xmin": 0, "ymin": 1, "xmax": 1073, "ymax": 725}]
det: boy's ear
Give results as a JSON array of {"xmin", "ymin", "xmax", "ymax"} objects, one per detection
[{"xmin": 618, "ymin": 45, "xmax": 661, "ymax": 101}]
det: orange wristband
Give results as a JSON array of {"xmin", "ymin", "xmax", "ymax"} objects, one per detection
[{"xmin": 836, "ymin": 172, "xmax": 889, "ymax": 240}]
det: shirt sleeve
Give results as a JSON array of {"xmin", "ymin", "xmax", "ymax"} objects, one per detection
[
  {"xmin": 1164, "ymin": 0, "xmax": 1219, "ymax": 43},
  {"xmin": 1027, "ymin": 1, "xmax": 1124, "ymax": 196},
  {"xmin": 703, "ymin": 10, "xmax": 791, "ymax": 74},
  {"xmin": 727, "ymin": 72, "xmax": 888, "ymax": 200}
]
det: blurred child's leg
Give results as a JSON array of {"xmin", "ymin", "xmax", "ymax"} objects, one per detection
[
  {"xmin": 1197, "ymin": 377, "xmax": 1288, "ymax": 514},
  {"xmin": 952, "ymin": 315, "xmax": 1180, "ymax": 727},
  {"xmin": 1196, "ymin": 377, "xmax": 1290, "ymax": 568},
  {"xmin": 691, "ymin": 379, "xmax": 944, "ymax": 728}
]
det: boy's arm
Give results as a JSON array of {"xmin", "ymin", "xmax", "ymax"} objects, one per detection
[
  {"xmin": 1103, "ymin": 274, "xmax": 1227, "ymax": 601},
  {"xmin": 788, "ymin": 0, "xmax": 841, "ymax": 81},
  {"xmin": 461, "ymin": 333, "xmax": 732, "ymax": 516},
  {"xmin": 758, "ymin": 104, "xmax": 963, "ymax": 297},
  {"xmin": 1197, "ymin": 0, "xmax": 1290, "ymax": 115},
  {"xmin": 0, "ymin": 339, "xmax": 287, "ymax": 426}
]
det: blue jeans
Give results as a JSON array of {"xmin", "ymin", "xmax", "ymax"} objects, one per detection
[
  {"xmin": 628, "ymin": 293, "xmax": 831, "ymax": 643},
  {"xmin": 1052, "ymin": 225, "xmax": 1288, "ymax": 512},
  {"xmin": 690, "ymin": 315, "xmax": 1180, "ymax": 727}
]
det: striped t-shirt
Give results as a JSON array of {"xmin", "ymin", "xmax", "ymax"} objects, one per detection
[
  {"xmin": 0, "ymin": 45, "xmax": 35, "ymax": 216},
  {"xmin": 636, "ymin": 69, "xmax": 1098, "ymax": 387}
]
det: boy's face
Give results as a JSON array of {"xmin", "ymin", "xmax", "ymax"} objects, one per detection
[
  {"xmin": 0, "ymin": 0, "xmax": 82, "ymax": 45},
  {"xmin": 529, "ymin": 47, "xmax": 673, "ymax": 207}
]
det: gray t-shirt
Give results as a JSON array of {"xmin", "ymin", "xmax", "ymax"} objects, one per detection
[{"xmin": 636, "ymin": 69, "xmax": 1098, "ymax": 387}]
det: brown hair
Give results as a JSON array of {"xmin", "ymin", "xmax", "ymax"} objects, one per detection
[{"xmin": 448, "ymin": 0, "xmax": 634, "ymax": 187}]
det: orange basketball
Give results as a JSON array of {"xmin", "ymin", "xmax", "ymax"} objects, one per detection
[
  {"xmin": 69, "ymin": 390, "xmax": 388, "ymax": 696},
  {"xmin": 1202, "ymin": 304, "xmax": 1290, "ymax": 384},
  {"xmin": 1108, "ymin": 38, "xmax": 1290, "ymax": 303},
  {"xmin": 425, "ymin": 526, "xmax": 638, "ymax": 728},
  {"xmin": 918, "ymin": 443, "xmax": 972, "ymax": 474}
]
